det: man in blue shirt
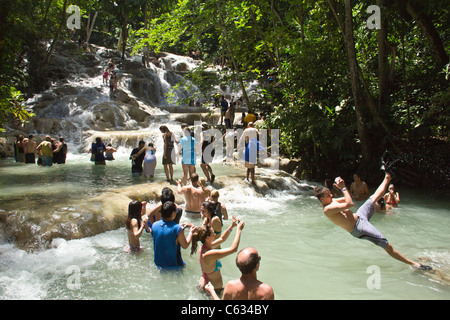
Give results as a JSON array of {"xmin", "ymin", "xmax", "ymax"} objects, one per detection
[{"xmin": 151, "ymin": 202, "xmax": 194, "ymax": 269}]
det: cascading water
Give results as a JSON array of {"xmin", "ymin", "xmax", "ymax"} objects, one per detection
[
  {"xmin": 21, "ymin": 44, "xmax": 215, "ymax": 153},
  {"xmin": 1, "ymin": 43, "xmax": 449, "ymax": 300},
  {"xmin": 1, "ymin": 42, "xmax": 280, "ymax": 251}
]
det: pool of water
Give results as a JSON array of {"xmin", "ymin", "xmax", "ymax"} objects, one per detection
[{"xmin": 0, "ymin": 154, "xmax": 449, "ymax": 300}]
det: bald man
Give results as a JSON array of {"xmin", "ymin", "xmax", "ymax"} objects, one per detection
[{"xmin": 205, "ymin": 247, "xmax": 274, "ymax": 300}]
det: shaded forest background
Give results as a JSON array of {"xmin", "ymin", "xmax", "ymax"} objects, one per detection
[{"xmin": 0, "ymin": 0, "xmax": 448, "ymax": 191}]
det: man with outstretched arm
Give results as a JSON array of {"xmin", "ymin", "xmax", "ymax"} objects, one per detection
[{"xmin": 314, "ymin": 172, "xmax": 431, "ymax": 270}]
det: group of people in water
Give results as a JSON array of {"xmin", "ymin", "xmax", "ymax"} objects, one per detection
[
  {"xmin": 13, "ymin": 118, "xmax": 432, "ymax": 300},
  {"xmin": 119, "ymin": 119, "xmax": 277, "ymax": 300},
  {"xmin": 325, "ymin": 173, "xmax": 400, "ymax": 213},
  {"xmin": 93, "ymin": 118, "xmax": 269, "ymax": 187},
  {"xmin": 121, "ymin": 128, "xmax": 435, "ymax": 301},
  {"xmin": 125, "ymin": 172, "xmax": 274, "ymax": 300},
  {"xmin": 125, "ymin": 160, "xmax": 432, "ymax": 301},
  {"xmin": 315, "ymin": 166, "xmax": 432, "ymax": 273},
  {"xmin": 13, "ymin": 134, "xmax": 68, "ymax": 166}
]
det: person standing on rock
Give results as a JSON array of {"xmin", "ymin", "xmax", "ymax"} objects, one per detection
[
  {"xmin": 109, "ymin": 70, "xmax": 118, "ymax": 98},
  {"xmin": 220, "ymin": 96, "xmax": 228, "ymax": 126},
  {"xmin": 160, "ymin": 125, "xmax": 176, "ymax": 182},
  {"xmin": 102, "ymin": 67, "xmax": 109, "ymax": 86},
  {"xmin": 178, "ymin": 126, "xmax": 197, "ymax": 185},
  {"xmin": 238, "ymin": 123, "xmax": 267, "ymax": 185},
  {"xmin": 132, "ymin": 142, "xmax": 157, "ymax": 178},
  {"xmin": 200, "ymin": 123, "xmax": 216, "ymax": 183}
]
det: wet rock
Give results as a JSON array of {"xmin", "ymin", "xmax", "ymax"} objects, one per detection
[
  {"xmin": 0, "ymin": 173, "xmax": 312, "ymax": 252},
  {"xmin": 279, "ymin": 158, "xmax": 301, "ymax": 174}
]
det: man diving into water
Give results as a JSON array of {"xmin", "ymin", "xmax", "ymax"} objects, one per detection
[{"xmin": 315, "ymin": 170, "xmax": 432, "ymax": 271}]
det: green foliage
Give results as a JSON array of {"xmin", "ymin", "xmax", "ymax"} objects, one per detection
[
  {"xmin": 0, "ymin": 86, "xmax": 35, "ymax": 133},
  {"xmin": 1, "ymin": 0, "xmax": 447, "ymax": 188},
  {"xmin": 131, "ymin": 0, "xmax": 449, "ymax": 184}
]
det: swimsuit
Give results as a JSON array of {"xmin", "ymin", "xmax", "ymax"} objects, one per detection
[
  {"xmin": 350, "ymin": 198, "xmax": 389, "ymax": 249},
  {"xmin": 124, "ymin": 243, "xmax": 142, "ymax": 253},
  {"xmin": 185, "ymin": 210, "xmax": 201, "ymax": 219},
  {"xmin": 200, "ymin": 245, "xmax": 222, "ymax": 284},
  {"xmin": 125, "ymin": 228, "xmax": 143, "ymax": 253},
  {"xmin": 386, "ymin": 196, "xmax": 397, "ymax": 206}
]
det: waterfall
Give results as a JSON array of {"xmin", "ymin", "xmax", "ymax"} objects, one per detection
[{"xmin": 17, "ymin": 44, "xmax": 207, "ymax": 152}]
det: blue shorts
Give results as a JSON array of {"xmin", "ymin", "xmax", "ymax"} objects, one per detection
[{"xmin": 350, "ymin": 198, "xmax": 389, "ymax": 249}]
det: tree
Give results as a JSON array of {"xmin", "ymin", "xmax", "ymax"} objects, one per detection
[{"xmin": 37, "ymin": 0, "xmax": 69, "ymax": 82}]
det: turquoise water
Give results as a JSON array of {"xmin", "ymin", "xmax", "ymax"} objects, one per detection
[{"xmin": 0, "ymin": 154, "xmax": 449, "ymax": 300}]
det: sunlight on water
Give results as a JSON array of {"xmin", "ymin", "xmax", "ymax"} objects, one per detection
[{"xmin": 0, "ymin": 156, "xmax": 449, "ymax": 300}]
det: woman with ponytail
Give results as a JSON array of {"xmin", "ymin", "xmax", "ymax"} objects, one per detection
[
  {"xmin": 191, "ymin": 216, "xmax": 244, "ymax": 297},
  {"xmin": 200, "ymin": 200, "xmax": 223, "ymax": 241}
]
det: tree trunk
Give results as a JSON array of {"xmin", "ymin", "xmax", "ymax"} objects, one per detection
[
  {"xmin": 377, "ymin": 0, "xmax": 389, "ymax": 115},
  {"xmin": 297, "ymin": 3, "xmax": 306, "ymax": 45},
  {"xmin": 36, "ymin": 0, "xmax": 68, "ymax": 82},
  {"xmin": 117, "ymin": 28, "xmax": 123, "ymax": 52},
  {"xmin": 121, "ymin": 20, "xmax": 128, "ymax": 60},
  {"xmin": 247, "ymin": 4, "xmax": 279, "ymax": 69},
  {"xmin": 343, "ymin": 0, "xmax": 373, "ymax": 164},
  {"xmin": 86, "ymin": 12, "xmax": 98, "ymax": 44},
  {"xmin": 405, "ymin": 0, "xmax": 449, "ymax": 66},
  {"xmin": 216, "ymin": 0, "xmax": 251, "ymax": 108}
]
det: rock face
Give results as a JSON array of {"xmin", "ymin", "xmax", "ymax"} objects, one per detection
[
  {"xmin": 3, "ymin": 42, "xmax": 207, "ymax": 154},
  {"xmin": 1, "ymin": 43, "xmax": 300, "ymax": 252}
]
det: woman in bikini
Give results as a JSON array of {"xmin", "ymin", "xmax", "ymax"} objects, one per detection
[
  {"xmin": 191, "ymin": 216, "xmax": 244, "ymax": 297},
  {"xmin": 384, "ymin": 184, "xmax": 400, "ymax": 207},
  {"xmin": 125, "ymin": 200, "xmax": 148, "ymax": 253}
]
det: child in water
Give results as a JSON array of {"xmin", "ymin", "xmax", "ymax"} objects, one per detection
[{"xmin": 125, "ymin": 200, "xmax": 148, "ymax": 253}]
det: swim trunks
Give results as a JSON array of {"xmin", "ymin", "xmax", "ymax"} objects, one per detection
[
  {"xmin": 350, "ymin": 198, "xmax": 389, "ymax": 249},
  {"xmin": 200, "ymin": 244, "xmax": 222, "ymax": 283},
  {"xmin": 124, "ymin": 243, "xmax": 142, "ymax": 253},
  {"xmin": 185, "ymin": 210, "xmax": 201, "ymax": 219}
]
